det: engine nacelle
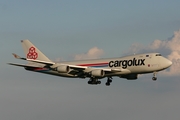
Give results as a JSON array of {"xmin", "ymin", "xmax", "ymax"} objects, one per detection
[
  {"xmin": 91, "ymin": 69, "xmax": 105, "ymax": 77},
  {"xmin": 56, "ymin": 65, "xmax": 69, "ymax": 73}
]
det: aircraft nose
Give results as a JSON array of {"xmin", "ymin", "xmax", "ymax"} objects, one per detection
[{"xmin": 165, "ymin": 59, "xmax": 172, "ymax": 68}]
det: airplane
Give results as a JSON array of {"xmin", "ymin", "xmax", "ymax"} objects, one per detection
[{"xmin": 8, "ymin": 39, "xmax": 172, "ymax": 86}]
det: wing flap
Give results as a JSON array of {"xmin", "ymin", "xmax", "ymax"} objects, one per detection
[
  {"xmin": 101, "ymin": 68, "xmax": 131, "ymax": 75},
  {"xmin": 69, "ymin": 65, "xmax": 87, "ymax": 70}
]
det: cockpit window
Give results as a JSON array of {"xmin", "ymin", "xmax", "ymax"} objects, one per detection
[{"xmin": 156, "ymin": 54, "xmax": 161, "ymax": 56}]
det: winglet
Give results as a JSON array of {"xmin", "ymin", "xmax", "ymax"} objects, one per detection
[
  {"xmin": 12, "ymin": 53, "xmax": 26, "ymax": 60},
  {"xmin": 12, "ymin": 53, "xmax": 21, "ymax": 59}
]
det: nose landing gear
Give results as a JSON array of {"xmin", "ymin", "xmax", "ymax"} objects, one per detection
[{"xmin": 152, "ymin": 72, "xmax": 157, "ymax": 81}]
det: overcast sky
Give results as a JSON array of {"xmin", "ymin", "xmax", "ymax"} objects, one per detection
[{"xmin": 1, "ymin": 0, "xmax": 180, "ymax": 120}]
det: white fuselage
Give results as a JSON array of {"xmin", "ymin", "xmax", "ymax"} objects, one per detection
[{"xmin": 27, "ymin": 53, "xmax": 172, "ymax": 79}]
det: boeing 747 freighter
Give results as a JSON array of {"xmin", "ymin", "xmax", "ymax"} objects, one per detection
[{"xmin": 8, "ymin": 40, "xmax": 172, "ymax": 86}]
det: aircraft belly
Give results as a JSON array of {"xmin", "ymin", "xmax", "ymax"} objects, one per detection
[
  {"xmin": 127, "ymin": 65, "xmax": 161, "ymax": 74},
  {"xmin": 105, "ymin": 72, "xmax": 127, "ymax": 76}
]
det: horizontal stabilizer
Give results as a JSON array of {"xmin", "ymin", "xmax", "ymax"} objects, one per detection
[
  {"xmin": 12, "ymin": 53, "xmax": 26, "ymax": 60},
  {"xmin": 12, "ymin": 53, "xmax": 55, "ymax": 66},
  {"xmin": 8, "ymin": 63, "xmax": 41, "ymax": 68}
]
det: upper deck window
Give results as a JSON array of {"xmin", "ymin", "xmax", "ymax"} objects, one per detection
[{"xmin": 156, "ymin": 54, "xmax": 161, "ymax": 56}]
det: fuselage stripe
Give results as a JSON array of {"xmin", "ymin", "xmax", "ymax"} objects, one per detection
[
  {"xmin": 77, "ymin": 62, "xmax": 108, "ymax": 67},
  {"xmin": 31, "ymin": 68, "xmax": 50, "ymax": 72}
]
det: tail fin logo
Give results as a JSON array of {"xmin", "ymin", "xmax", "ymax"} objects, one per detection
[{"xmin": 27, "ymin": 47, "xmax": 38, "ymax": 59}]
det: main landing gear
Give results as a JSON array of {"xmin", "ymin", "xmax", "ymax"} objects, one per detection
[
  {"xmin": 87, "ymin": 77, "xmax": 113, "ymax": 86},
  {"xmin": 105, "ymin": 77, "xmax": 112, "ymax": 86},
  {"xmin": 152, "ymin": 72, "xmax": 157, "ymax": 81},
  {"xmin": 88, "ymin": 77, "xmax": 101, "ymax": 85}
]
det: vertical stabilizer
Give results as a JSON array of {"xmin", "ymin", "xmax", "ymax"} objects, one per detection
[{"xmin": 21, "ymin": 39, "xmax": 52, "ymax": 62}]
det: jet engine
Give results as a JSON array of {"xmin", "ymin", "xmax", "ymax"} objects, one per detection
[
  {"xmin": 56, "ymin": 65, "xmax": 70, "ymax": 73},
  {"xmin": 91, "ymin": 69, "xmax": 105, "ymax": 77}
]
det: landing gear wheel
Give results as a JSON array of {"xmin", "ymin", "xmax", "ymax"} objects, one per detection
[
  {"xmin": 88, "ymin": 81, "xmax": 92, "ymax": 84},
  {"xmin": 108, "ymin": 79, "xmax": 112, "ymax": 83},
  {"xmin": 97, "ymin": 81, "xmax": 101, "ymax": 84},
  {"xmin": 88, "ymin": 77, "xmax": 101, "ymax": 85},
  {"xmin": 105, "ymin": 82, "xmax": 110, "ymax": 86},
  {"xmin": 152, "ymin": 77, "xmax": 157, "ymax": 81}
]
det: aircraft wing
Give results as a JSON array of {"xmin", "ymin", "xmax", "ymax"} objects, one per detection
[
  {"xmin": 67, "ymin": 65, "xmax": 131, "ymax": 77},
  {"xmin": 11, "ymin": 53, "xmax": 131, "ymax": 77},
  {"xmin": 103, "ymin": 68, "xmax": 131, "ymax": 74},
  {"xmin": 12, "ymin": 54, "xmax": 88, "ymax": 71}
]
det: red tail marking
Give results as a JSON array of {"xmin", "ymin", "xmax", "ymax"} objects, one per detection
[{"xmin": 27, "ymin": 47, "xmax": 38, "ymax": 59}]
